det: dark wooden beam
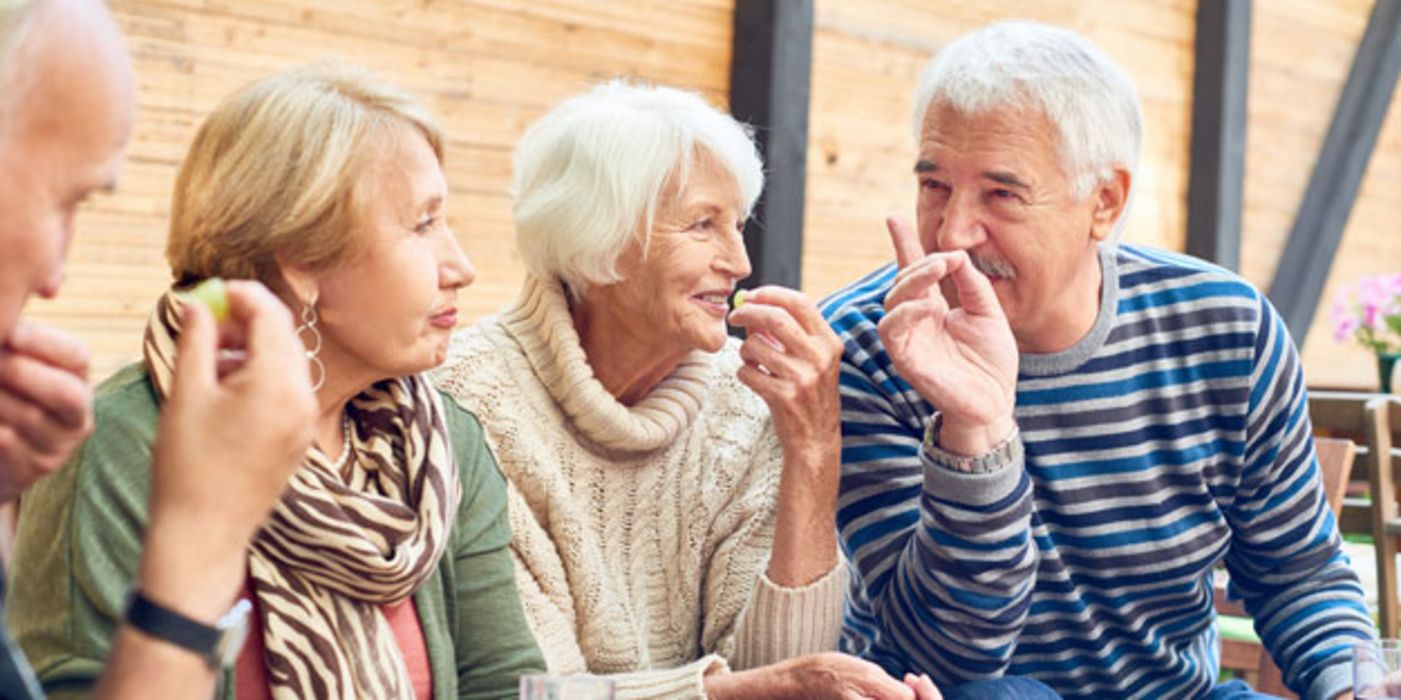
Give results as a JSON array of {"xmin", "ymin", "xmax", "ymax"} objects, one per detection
[
  {"xmin": 1268, "ymin": 0, "xmax": 1401, "ymax": 341},
  {"xmin": 729, "ymin": 0, "xmax": 814, "ymax": 291},
  {"xmin": 1185, "ymin": 0, "xmax": 1251, "ymax": 272}
]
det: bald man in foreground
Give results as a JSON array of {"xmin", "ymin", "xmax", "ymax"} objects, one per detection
[{"xmin": 0, "ymin": 1, "xmax": 316, "ymax": 696}]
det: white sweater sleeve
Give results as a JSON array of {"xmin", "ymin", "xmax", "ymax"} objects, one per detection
[{"xmin": 699, "ymin": 427, "xmax": 847, "ymax": 671}]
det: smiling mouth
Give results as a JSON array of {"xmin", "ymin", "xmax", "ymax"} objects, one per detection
[{"xmin": 692, "ymin": 292, "xmax": 730, "ymax": 316}]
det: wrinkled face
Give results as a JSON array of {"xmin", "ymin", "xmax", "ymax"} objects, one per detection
[
  {"xmin": 597, "ymin": 149, "xmax": 752, "ymax": 356},
  {"xmin": 0, "ymin": 0, "xmax": 134, "ymax": 342},
  {"xmin": 311, "ymin": 126, "xmax": 475, "ymax": 381},
  {"xmin": 913, "ymin": 101, "xmax": 1109, "ymax": 344}
]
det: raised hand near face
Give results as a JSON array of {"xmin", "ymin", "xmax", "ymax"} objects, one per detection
[
  {"xmin": 877, "ymin": 215, "xmax": 1018, "ymax": 455},
  {"xmin": 0, "ymin": 322, "xmax": 94, "ymax": 501},
  {"xmin": 141, "ymin": 280, "xmax": 317, "ymax": 617}
]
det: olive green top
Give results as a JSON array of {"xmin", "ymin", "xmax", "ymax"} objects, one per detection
[{"xmin": 5, "ymin": 363, "xmax": 544, "ymax": 699}]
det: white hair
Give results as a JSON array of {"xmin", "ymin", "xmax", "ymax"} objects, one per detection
[
  {"xmin": 912, "ymin": 20, "xmax": 1142, "ymax": 200},
  {"xmin": 0, "ymin": 0, "xmax": 41, "ymax": 132},
  {"xmin": 511, "ymin": 80, "xmax": 764, "ymax": 298}
]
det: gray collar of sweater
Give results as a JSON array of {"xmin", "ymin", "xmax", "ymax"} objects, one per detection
[{"xmin": 1018, "ymin": 244, "xmax": 1120, "ymax": 377}]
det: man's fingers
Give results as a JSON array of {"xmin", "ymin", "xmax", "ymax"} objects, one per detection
[
  {"xmin": 5, "ymin": 321, "xmax": 91, "ymax": 378},
  {"xmin": 886, "ymin": 259, "xmax": 950, "ymax": 312},
  {"xmin": 0, "ymin": 352, "xmax": 92, "ymax": 429},
  {"xmin": 172, "ymin": 297, "xmax": 218, "ymax": 394},
  {"xmin": 945, "ymin": 250, "xmax": 1005, "ymax": 319},
  {"xmin": 887, "ymin": 215, "xmax": 924, "ymax": 269},
  {"xmin": 222, "ymin": 281, "xmax": 303, "ymax": 376},
  {"xmin": 0, "ymin": 390, "xmax": 64, "ymax": 454},
  {"xmin": 904, "ymin": 674, "xmax": 941, "ymax": 700}
]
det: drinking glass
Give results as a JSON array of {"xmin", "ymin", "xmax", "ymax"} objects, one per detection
[
  {"xmin": 518, "ymin": 673, "xmax": 616, "ymax": 700},
  {"xmin": 1355, "ymin": 639, "xmax": 1401, "ymax": 699}
]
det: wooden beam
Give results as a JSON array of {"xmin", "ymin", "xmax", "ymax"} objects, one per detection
[
  {"xmin": 729, "ymin": 0, "xmax": 814, "ymax": 290},
  {"xmin": 1185, "ymin": 0, "xmax": 1251, "ymax": 272},
  {"xmin": 1268, "ymin": 0, "xmax": 1401, "ymax": 340}
]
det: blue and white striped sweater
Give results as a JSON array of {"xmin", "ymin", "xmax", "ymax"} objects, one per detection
[{"xmin": 822, "ymin": 244, "xmax": 1374, "ymax": 700}]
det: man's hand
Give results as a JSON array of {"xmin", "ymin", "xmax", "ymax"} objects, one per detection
[
  {"xmin": 0, "ymin": 321, "xmax": 93, "ymax": 501},
  {"xmin": 877, "ymin": 216, "xmax": 1018, "ymax": 455},
  {"xmin": 140, "ymin": 281, "xmax": 316, "ymax": 621}
]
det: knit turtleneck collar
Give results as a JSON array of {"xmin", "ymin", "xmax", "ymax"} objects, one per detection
[{"xmin": 498, "ymin": 274, "xmax": 714, "ymax": 455}]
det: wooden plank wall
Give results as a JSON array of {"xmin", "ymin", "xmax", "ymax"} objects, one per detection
[
  {"xmin": 1249, "ymin": 0, "xmax": 1401, "ymax": 389},
  {"xmin": 806, "ymin": 0, "xmax": 1401, "ymax": 390},
  {"xmin": 803, "ymin": 0, "xmax": 1196, "ymax": 302},
  {"xmin": 22, "ymin": 0, "xmax": 735, "ymax": 382},
  {"xmin": 19, "ymin": 0, "xmax": 1401, "ymax": 389}
]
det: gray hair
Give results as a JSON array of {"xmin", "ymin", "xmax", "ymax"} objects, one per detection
[
  {"xmin": 0, "ymin": 0, "xmax": 40, "ymax": 131},
  {"xmin": 912, "ymin": 20, "xmax": 1142, "ymax": 200},
  {"xmin": 511, "ymin": 80, "xmax": 764, "ymax": 298}
]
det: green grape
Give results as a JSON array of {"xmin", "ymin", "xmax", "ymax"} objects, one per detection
[
  {"xmin": 733, "ymin": 289, "xmax": 747, "ymax": 309},
  {"xmin": 181, "ymin": 278, "xmax": 230, "ymax": 323}
]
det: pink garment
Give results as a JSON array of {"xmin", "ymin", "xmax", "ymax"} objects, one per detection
[{"xmin": 234, "ymin": 577, "xmax": 433, "ymax": 699}]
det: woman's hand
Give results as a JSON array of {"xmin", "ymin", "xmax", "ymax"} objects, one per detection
[
  {"xmin": 728, "ymin": 286, "xmax": 844, "ymax": 586},
  {"xmin": 707, "ymin": 653, "xmax": 942, "ymax": 700},
  {"xmin": 728, "ymin": 286, "xmax": 843, "ymax": 461},
  {"xmin": 878, "ymin": 216, "xmax": 1018, "ymax": 455}
]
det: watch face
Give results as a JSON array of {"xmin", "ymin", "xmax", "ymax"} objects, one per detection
[{"xmin": 215, "ymin": 599, "xmax": 254, "ymax": 667}]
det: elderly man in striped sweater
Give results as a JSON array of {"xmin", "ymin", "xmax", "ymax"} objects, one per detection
[{"xmin": 821, "ymin": 20, "xmax": 1376, "ymax": 700}]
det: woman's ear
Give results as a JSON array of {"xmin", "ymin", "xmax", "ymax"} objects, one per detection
[{"xmin": 274, "ymin": 251, "xmax": 320, "ymax": 308}]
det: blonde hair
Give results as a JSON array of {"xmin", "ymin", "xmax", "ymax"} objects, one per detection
[
  {"xmin": 167, "ymin": 63, "xmax": 444, "ymax": 289},
  {"xmin": 512, "ymin": 80, "xmax": 763, "ymax": 299}
]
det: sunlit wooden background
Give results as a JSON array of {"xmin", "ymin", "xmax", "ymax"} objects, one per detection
[{"xmin": 22, "ymin": 0, "xmax": 1401, "ymax": 389}]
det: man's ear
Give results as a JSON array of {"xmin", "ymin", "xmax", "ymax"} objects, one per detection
[{"xmin": 1089, "ymin": 167, "xmax": 1131, "ymax": 242}]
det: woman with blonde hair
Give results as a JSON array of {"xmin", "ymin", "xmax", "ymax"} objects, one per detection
[
  {"xmin": 436, "ymin": 81, "xmax": 940, "ymax": 699},
  {"xmin": 9, "ymin": 63, "xmax": 543, "ymax": 698}
]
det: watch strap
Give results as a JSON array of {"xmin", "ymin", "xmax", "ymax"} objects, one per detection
[
  {"xmin": 124, "ymin": 590, "xmax": 223, "ymax": 664},
  {"xmin": 921, "ymin": 412, "xmax": 1022, "ymax": 474}
]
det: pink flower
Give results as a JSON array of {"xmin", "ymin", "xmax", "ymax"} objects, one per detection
[
  {"xmin": 1335, "ymin": 315, "xmax": 1361, "ymax": 342},
  {"xmin": 1335, "ymin": 273, "xmax": 1401, "ymax": 352}
]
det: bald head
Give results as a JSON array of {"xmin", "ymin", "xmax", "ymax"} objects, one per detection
[{"xmin": 0, "ymin": 0, "xmax": 134, "ymax": 341}]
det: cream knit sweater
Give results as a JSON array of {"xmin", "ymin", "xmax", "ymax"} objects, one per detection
[{"xmin": 435, "ymin": 275, "xmax": 846, "ymax": 699}]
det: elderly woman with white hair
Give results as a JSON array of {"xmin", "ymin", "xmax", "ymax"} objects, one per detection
[
  {"xmin": 9, "ymin": 64, "xmax": 545, "ymax": 698},
  {"xmin": 435, "ymin": 82, "xmax": 940, "ymax": 699}
]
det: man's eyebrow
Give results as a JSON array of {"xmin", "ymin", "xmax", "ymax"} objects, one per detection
[
  {"xmin": 914, "ymin": 159, "xmax": 937, "ymax": 174},
  {"xmin": 985, "ymin": 170, "xmax": 1031, "ymax": 189}
]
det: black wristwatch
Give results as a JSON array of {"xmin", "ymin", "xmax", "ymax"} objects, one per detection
[{"xmin": 123, "ymin": 589, "xmax": 252, "ymax": 669}]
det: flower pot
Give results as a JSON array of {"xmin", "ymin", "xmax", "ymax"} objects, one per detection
[{"xmin": 1382, "ymin": 351, "xmax": 1401, "ymax": 394}]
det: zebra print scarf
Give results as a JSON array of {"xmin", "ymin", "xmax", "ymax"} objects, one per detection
[{"xmin": 142, "ymin": 289, "xmax": 461, "ymax": 699}]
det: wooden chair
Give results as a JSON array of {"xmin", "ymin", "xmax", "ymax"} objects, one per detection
[
  {"xmin": 1216, "ymin": 436, "xmax": 1357, "ymax": 695},
  {"xmin": 1309, "ymin": 392, "xmax": 1401, "ymax": 636}
]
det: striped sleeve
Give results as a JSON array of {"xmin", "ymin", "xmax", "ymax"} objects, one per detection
[
  {"xmin": 828, "ymin": 299, "xmax": 1038, "ymax": 685},
  {"xmin": 1221, "ymin": 294, "xmax": 1374, "ymax": 700}
]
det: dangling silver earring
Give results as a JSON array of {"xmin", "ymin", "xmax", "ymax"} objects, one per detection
[{"xmin": 297, "ymin": 303, "xmax": 325, "ymax": 392}]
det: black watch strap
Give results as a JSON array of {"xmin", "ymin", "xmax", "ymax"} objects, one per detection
[{"xmin": 124, "ymin": 591, "xmax": 222, "ymax": 660}]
